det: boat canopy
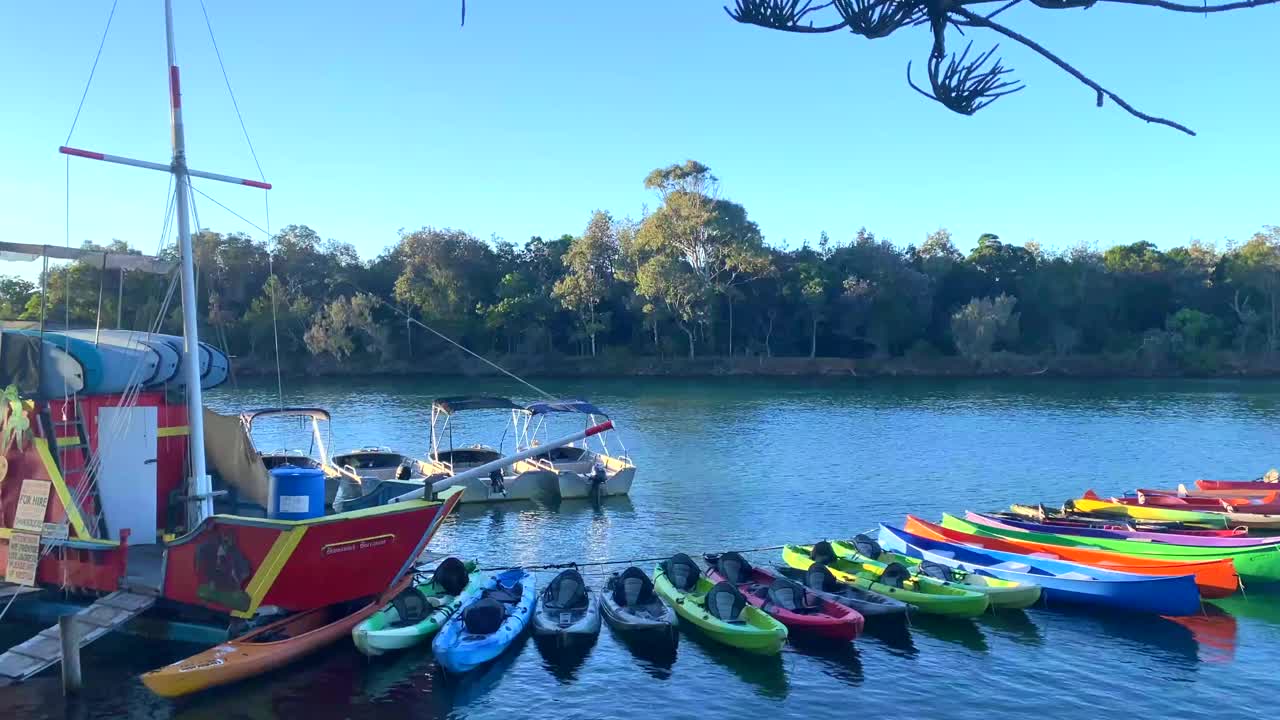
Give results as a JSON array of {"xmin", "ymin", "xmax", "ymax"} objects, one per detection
[
  {"xmin": 0, "ymin": 241, "xmax": 176, "ymax": 274},
  {"xmin": 241, "ymin": 407, "xmax": 332, "ymax": 429},
  {"xmin": 432, "ymin": 396, "xmax": 520, "ymax": 414},
  {"xmin": 523, "ymin": 399, "xmax": 607, "ymax": 417}
]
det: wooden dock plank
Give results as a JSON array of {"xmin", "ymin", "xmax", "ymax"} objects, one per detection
[{"xmin": 0, "ymin": 591, "xmax": 156, "ymax": 684}]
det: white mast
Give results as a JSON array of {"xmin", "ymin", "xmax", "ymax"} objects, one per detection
[
  {"xmin": 59, "ymin": 0, "xmax": 272, "ymax": 530},
  {"xmin": 166, "ymin": 0, "xmax": 211, "ymax": 526}
]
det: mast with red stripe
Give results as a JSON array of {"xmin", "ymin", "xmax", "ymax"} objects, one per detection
[{"xmin": 60, "ymin": 0, "xmax": 272, "ymax": 529}]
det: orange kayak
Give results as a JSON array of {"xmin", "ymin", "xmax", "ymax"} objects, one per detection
[
  {"xmin": 904, "ymin": 515, "xmax": 1240, "ymax": 599},
  {"xmin": 142, "ymin": 576, "xmax": 410, "ymax": 698}
]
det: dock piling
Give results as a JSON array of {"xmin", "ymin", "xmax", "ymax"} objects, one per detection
[{"xmin": 59, "ymin": 615, "xmax": 82, "ymax": 695}]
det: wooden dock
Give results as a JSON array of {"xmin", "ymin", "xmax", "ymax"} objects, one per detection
[{"xmin": 0, "ymin": 591, "xmax": 155, "ymax": 686}]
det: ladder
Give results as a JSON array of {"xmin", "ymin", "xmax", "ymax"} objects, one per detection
[
  {"xmin": 0, "ymin": 591, "xmax": 155, "ymax": 686},
  {"xmin": 40, "ymin": 401, "xmax": 101, "ymax": 537}
]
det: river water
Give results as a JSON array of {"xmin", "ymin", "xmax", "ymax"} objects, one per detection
[{"xmin": 5, "ymin": 376, "xmax": 1280, "ymax": 719}]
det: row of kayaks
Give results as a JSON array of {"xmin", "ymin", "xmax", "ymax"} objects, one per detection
[
  {"xmin": 5, "ymin": 328, "xmax": 229, "ymax": 396},
  {"xmin": 1033, "ymin": 488, "xmax": 1280, "ymax": 531}
]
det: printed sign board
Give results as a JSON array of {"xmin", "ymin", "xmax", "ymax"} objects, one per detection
[{"xmin": 13, "ymin": 479, "xmax": 51, "ymax": 533}]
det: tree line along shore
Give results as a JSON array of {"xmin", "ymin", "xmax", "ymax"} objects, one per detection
[{"xmin": 4, "ymin": 160, "xmax": 1278, "ymax": 379}]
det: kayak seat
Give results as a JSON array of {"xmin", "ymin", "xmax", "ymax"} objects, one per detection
[
  {"xmin": 543, "ymin": 569, "xmax": 589, "ymax": 610},
  {"xmin": 664, "ymin": 553, "xmax": 702, "ymax": 592},
  {"xmin": 433, "ymin": 557, "xmax": 470, "ymax": 597},
  {"xmin": 879, "ymin": 562, "xmax": 913, "ymax": 589},
  {"xmin": 919, "ymin": 561, "xmax": 957, "ymax": 582},
  {"xmin": 462, "ymin": 596, "xmax": 506, "ymax": 635},
  {"xmin": 852, "ymin": 534, "xmax": 885, "ymax": 561},
  {"xmin": 805, "ymin": 563, "xmax": 844, "ymax": 593},
  {"xmin": 482, "ymin": 585, "xmax": 523, "ymax": 605},
  {"xmin": 613, "ymin": 566, "xmax": 658, "ymax": 607},
  {"xmin": 392, "ymin": 587, "xmax": 431, "ymax": 627},
  {"xmin": 766, "ymin": 577, "xmax": 819, "ymax": 614},
  {"xmin": 705, "ymin": 581, "xmax": 747, "ymax": 622},
  {"xmin": 718, "ymin": 551, "xmax": 752, "ymax": 584},
  {"xmin": 810, "ymin": 541, "xmax": 838, "ymax": 565}
]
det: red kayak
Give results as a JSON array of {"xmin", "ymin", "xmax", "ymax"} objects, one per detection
[
  {"xmin": 1125, "ymin": 491, "xmax": 1280, "ymax": 514},
  {"xmin": 1197, "ymin": 478, "xmax": 1280, "ymax": 492},
  {"xmin": 706, "ymin": 552, "xmax": 864, "ymax": 642}
]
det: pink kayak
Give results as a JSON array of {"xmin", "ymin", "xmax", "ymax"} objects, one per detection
[
  {"xmin": 969, "ymin": 511, "xmax": 1280, "ymax": 548},
  {"xmin": 706, "ymin": 552, "xmax": 864, "ymax": 642}
]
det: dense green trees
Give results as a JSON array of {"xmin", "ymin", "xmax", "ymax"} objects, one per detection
[{"xmin": 1, "ymin": 163, "xmax": 1275, "ymax": 374}]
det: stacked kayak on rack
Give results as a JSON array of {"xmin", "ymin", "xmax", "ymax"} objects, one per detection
[{"xmin": 5, "ymin": 328, "xmax": 229, "ymax": 394}]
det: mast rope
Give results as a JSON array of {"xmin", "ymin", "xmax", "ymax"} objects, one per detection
[
  {"xmin": 198, "ymin": 0, "xmax": 265, "ymax": 184},
  {"xmin": 63, "ymin": 0, "xmax": 120, "ymax": 145}
]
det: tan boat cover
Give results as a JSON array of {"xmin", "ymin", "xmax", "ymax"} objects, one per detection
[{"xmin": 203, "ymin": 407, "xmax": 269, "ymax": 508}]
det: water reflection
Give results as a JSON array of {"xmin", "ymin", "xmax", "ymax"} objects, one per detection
[
  {"xmin": 788, "ymin": 639, "xmax": 864, "ymax": 687},
  {"xmin": 534, "ymin": 633, "xmax": 600, "ymax": 682},
  {"xmin": 1166, "ymin": 608, "xmax": 1238, "ymax": 663},
  {"xmin": 680, "ymin": 627, "xmax": 789, "ymax": 699},
  {"xmin": 437, "ymin": 632, "xmax": 531, "ymax": 708},
  {"xmin": 979, "ymin": 610, "xmax": 1043, "ymax": 647},
  {"xmin": 909, "ymin": 615, "xmax": 989, "ymax": 653}
]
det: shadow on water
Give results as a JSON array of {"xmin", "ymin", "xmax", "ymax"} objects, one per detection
[
  {"xmin": 680, "ymin": 625, "xmax": 789, "ymax": 699},
  {"xmin": 603, "ymin": 626, "xmax": 679, "ymax": 678},
  {"xmin": 435, "ymin": 631, "xmax": 532, "ymax": 708},
  {"xmin": 907, "ymin": 614, "xmax": 989, "ymax": 653},
  {"xmin": 533, "ymin": 632, "xmax": 600, "ymax": 682},
  {"xmin": 862, "ymin": 621, "xmax": 918, "ymax": 656},
  {"xmin": 979, "ymin": 609, "xmax": 1044, "ymax": 647},
  {"xmin": 357, "ymin": 647, "xmax": 438, "ymax": 702}
]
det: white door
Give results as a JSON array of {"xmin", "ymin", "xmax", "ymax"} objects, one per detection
[{"xmin": 96, "ymin": 406, "xmax": 158, "ymax": 543}]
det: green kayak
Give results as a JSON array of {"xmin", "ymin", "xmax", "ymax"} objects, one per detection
[
  {"xmin": 943, "ymin": 514, "xmax": 1280, "ymax": 585},
  {"xmin": 653, "ymin": 555, "xmax": 787, "ymax": 654},
  {"xmin": 830, "ymin": 538, "xmax": 1042, "ymax": 610},
  {"xmin": 352, "ymin": 558, "xmax": 482, "ymax": 656},
  {"xmin": 783, "ymin": 545, "xmax": 990, "ymax": 617}
]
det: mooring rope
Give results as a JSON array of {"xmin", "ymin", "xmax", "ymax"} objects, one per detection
[{"xmin": 470, "ymin": 544, "xmax": 800, "ymax": 573}]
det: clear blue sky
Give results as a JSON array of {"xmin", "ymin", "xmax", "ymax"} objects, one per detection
[{"xmin": 1, "ymin": 0, "xmax": 1276, "ymax": 270}]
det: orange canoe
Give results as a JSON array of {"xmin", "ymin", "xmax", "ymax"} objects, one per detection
[
  {"xmin": 142, "ymin": 576, "xmax": 410, "ymax": 698},
  {"xmin": 904, "ymin": 515, "xmax": 1240, "ymax": 599}
]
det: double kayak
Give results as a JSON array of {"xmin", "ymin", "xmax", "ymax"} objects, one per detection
[
  {"xmin": 352, "ymin": 557, "xmax": 481, "ymax": 656},
  {"xmin": 531, "ymin": 568, "xmax": 602, "ymax": 646},
  {"xmin": 773, "ymin": 563, "xmax": 911, "ymax": 625},
  {"xmin": 653, "ymin": 553, "xmax": 787, "ymax": 654},
  {"xmin": 143, "ymin": 576, "xmax": 409, "ymax": 698},
  {"xmin": 783, "ymin": 544, "xmax": 989, "ymax": 617},
  {"xmin": 878, "ymin": 524, "xmax": 1203, "ymax": 616},
  {"xmin": 908, "ymin": 515, "xmax": 1240, "ymax": 599},
  {"xmin": 956, "ymin": 512, "xmax": 1280, "ymax": 584},
  {"xmin": 601, "ymin": 566, "xmax": 679, "ymax": 645},
  {"xmin": 432, "ymin": 569, "xmax": 537, "ymax": 674},
  {"xmin": 833, "ymin": 536, "xmax": 1042, "ymax": 609},
  {"xmin": 706, "ymin": 551, "xmax": 864, "ymax": 641}
]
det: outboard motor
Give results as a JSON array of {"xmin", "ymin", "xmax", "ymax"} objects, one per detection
[
  {"xmin": 395, "ymin": 462, "xmax": 412, "ymax": 481},
  {"xmin": 488, "ymin": 468, "xmax": 506, "ymax": 496},
  {"xmin": 589, "ymin": 464, "xmax": 608, "ymax": 502}
]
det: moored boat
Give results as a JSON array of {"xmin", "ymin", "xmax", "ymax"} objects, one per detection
[
  {"xmin": 955, "ymin": 512, "xmax": 1280, "ymax": 584},
  {"xmin": 433, "ymin": 569, "xmax": 538, "ymax": 674},
  {"xmin": 782, "ymin": 544, "xmax": 990, "ymax": 617},
  {"xmin": 515, "ymin": 399, "xmax": 637, "ymax": 500},
  {"xmin": 652, "ymin": 553, "xmax": 787, "ymax": 654},
  {"xmin": 705, "ymin": 551, "xmax": 864, "ymax": 642},
  {"xmin": 142, "ymin": 575, "xmax": 410, "ymax": 697},
  {"xmin": 833, "ymin": 536, "xmax": 1042, "ymax": 609},
  {"xmin": 352, "ymin": 557, "xmax": 482, "ymax": 656},
  {"xmin": 877, "ymin": 524, "xmax": 1203, "ymax": 616},
  {"xmin": 908, "ymin": 515, "xmax": 1240, "ymax": 599}
]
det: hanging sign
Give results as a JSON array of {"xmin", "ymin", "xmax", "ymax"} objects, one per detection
[
  {"xmin": 13, "ymin": 479, "xmax": 52, "ymax": 533},
  {"xmin": 41, "ymin": 522, "xmax": 69, "ymax": 541},
  {"xmin": 5, "ymin": 531, "xmax": 41, "ymax": 586}
]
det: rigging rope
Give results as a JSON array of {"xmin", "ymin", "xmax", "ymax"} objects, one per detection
[
  {"xmin": 198, "ymin": 0, "xmax": 266, "ymax": 184},
  {"xmin": 63, "ymin": 0, "xmax": 120, "ymax": 145}
]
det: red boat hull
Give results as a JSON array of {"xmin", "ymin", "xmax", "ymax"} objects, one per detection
[{"xmin": 707, "ymin": 565, "xmax": 864, "ymax": 641}]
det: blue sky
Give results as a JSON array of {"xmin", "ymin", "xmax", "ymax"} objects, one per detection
[{"xmin": 1, "ymin": 0, "xmax": 1275, "ymax": 271}]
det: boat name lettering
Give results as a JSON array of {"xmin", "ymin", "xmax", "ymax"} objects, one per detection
[
  {"xmin": 177, "ymin": 658, "xmax": 225, "ymax": 672},
  {"xmin": 322, "ymin": 534, "xmax": 395, "ymax": 557}
]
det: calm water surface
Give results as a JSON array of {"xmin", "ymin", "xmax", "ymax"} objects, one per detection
[{"xmin": 5, "ymin": 376, "xmax": 1280, "ymax": 719}]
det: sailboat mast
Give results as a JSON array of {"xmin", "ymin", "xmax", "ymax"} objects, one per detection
[{"xmin": 165, "ymin": 0, "xmax": 212, "ymax": 526}]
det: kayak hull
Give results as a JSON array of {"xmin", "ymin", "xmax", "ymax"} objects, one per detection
[
  {"xmin": 878, "ymin": 525, "xmax": 1203, "ymax": 616},
  {"xmin": 652, "ymin": 565, "xmax": 787, "ymax": 654},
  {"xmin": 432, "ymin": 572, "xmax": 537, "ymax": 674},
  {"xmin": 352, "ymin": 561, "xmax": 482, "ymax": 656},
  {"xmin": 707, "ymin": 564, "xmax": 864, "ymax": 641},
  {"xmin": 830, "ymin": 540, "xmax": 1042, "ymax": 609},
  {"xmin": 773, "ymin": 565, "xmax": 911, "ymax": 625},
  {"xmin": 783, "ymin": 545, "xmax": 989, "ymax": 617}
]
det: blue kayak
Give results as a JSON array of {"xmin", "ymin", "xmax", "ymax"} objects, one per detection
[
  {"xmin": 877, "ymin": 524, "xmax": 1202, "ymax": 616},
  {"xmin": 432, "ymin": 569, "xmax": 536, "ymax": 674}
]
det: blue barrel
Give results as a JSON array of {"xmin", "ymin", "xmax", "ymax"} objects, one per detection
[{"xmin": 268, "ymin": 466, "xmax": 326, "ymax": 520}]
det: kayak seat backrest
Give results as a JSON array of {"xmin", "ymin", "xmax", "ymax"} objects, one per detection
[
  {"xmin": 705, "ymin": 581, "xmax": 746, "ymax": 622},
  {"xmin": 919, "ymin": 561, "xmax": 956, "ymax": 582},
  {"xmin": 718, "ymin": 551, "xmax": 752, "ymax": 584},
  {"xmin": 614, "ymin": 566, "xmax": 656, "ymax": 607},
  {"xmin": 392, "ymin": 587, "xmax": 431, "ymax": 627},
  {"xmin": 810, "ymin": 541, "xmax": 838, "ymax": 565},
  {"xmin": 806, "ymin": 563, "xmax": 843, "ymax": 593},
  {"xmin": 767, "ymin": 577, "xmax": 817, "ymax": 613},
  {"xmin": 462, "ymin": 596, "xmax": 506, "ymax": 635},
  {"xmin": 544, "ymin": 569, "xmax": 589, "ymax": 610},
  {"xmin": 879, "ymin": 562, "xmax": 912, "ymax": 589},
  {"xmin": 482, "ymin": 584, "xmax": 523, "ymax": 605},
  {"xmin": 852, "ymin": 534, "xmax": 884, "ymax": 561},
  {"xmin": 664, "ymin": 553, "xmax": 701, "ymax": 592},
  {"xmin": 434, "ymin": 557, "xmax": 471, "ymax": 597}
]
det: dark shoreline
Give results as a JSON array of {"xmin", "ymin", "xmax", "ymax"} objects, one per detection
[{"xmin": 228, "ymin": 351, "xmax": 1280, "ymax": 380}]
